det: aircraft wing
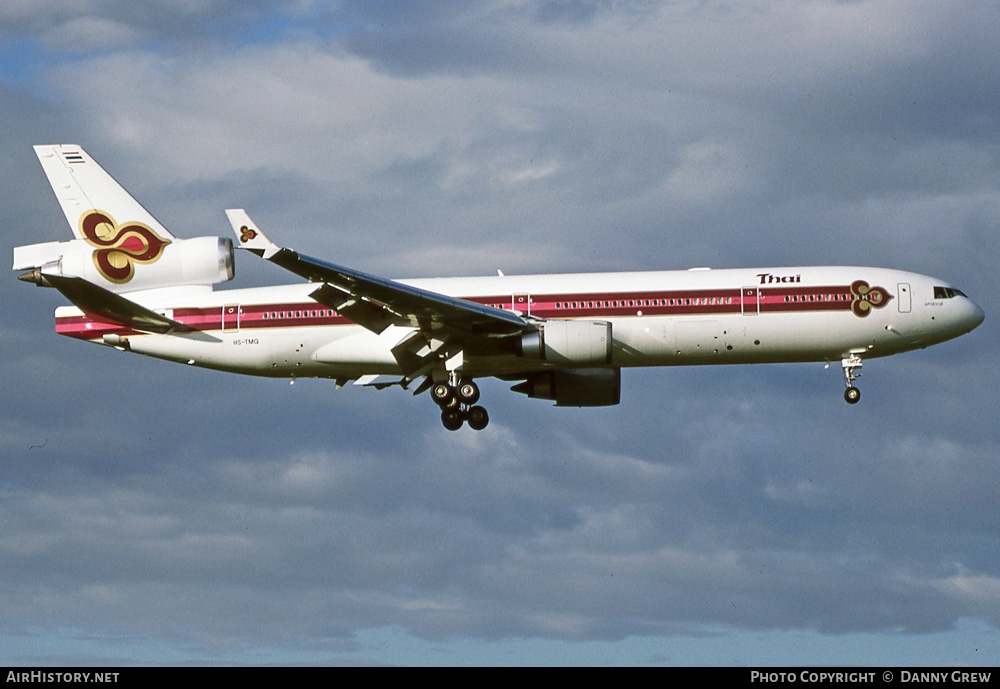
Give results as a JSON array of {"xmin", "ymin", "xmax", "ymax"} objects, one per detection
[{"xmin": 225, "ymin": 209, "xmax": 535, "ymax": 338}]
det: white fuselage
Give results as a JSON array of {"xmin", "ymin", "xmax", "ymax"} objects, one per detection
[{"xmin": 54, "ymin": 265, "xmax": 984, "ymax": 381}]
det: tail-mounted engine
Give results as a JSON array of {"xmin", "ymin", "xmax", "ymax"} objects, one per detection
[
  {"xmin": 14, "ymin": 236, "xmax": 235, "ymax": 293},
  {"xmin": 511, "ymin": 368, "xmax": 621, "ymax": 406},
  {"xmin": 518, "ymin": 319, "xmax": 613, "ymax": 365}
]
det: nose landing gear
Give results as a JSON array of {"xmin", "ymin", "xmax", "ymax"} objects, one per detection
[
  {"xmin": 432, "ymin": 379, "xmax": 489, "ymax": 430},
  {"xmin": 841, "ymin": 355, "xmax": 862, "ymax": 404}
]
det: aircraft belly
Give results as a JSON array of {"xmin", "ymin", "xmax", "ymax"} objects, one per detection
[
  {"xmin": 610, "ymin": 311, "xmax": 901, "ymax": 366},
  {"xmin": 310, "ymin": 327, "xmax": 400, "ymax": 367},
  {"xmin": 109, "ymin": 307, "xmax": 921, "ymax": 381},
  {"xmin": 122, "ymin": 326, "xmax": 396, "ymax": 378},
  {"xmin": 610, "ymin": 316, "xmax": 676, "ymax": 364},
  {"xmin": 126, "ymin": 331, "xmax": 276, "ymax": 375}
]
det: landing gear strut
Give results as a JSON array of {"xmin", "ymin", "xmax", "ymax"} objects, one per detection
[
  {"xmin": 842, "ymin": 356, "xmax": 862, "ymax": 404},
  {"xmin": 431, "ymin": 378, "xmax": 489, "ymax": 430}
]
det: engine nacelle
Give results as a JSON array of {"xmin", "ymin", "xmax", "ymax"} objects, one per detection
[
  {"xmin": 519, "ymin": 319, "xmax": 613, "ymax": 366},
  {"xmin": 511, "ymin": 368, "xmax": 621, "ymax": 407},
  {"xmin": 14, "ymin": 236, "xmax": 234, "ymax": 293}
]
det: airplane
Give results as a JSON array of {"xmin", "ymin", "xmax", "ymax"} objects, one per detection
[{"xmin": 13, "ymin": 145, "xmax": 985, "ymax": 431}]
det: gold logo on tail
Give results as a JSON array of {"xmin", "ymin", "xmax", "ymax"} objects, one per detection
[{"xmin": 79, "ymin": 210, "xmax": 171, "ymax": 284}]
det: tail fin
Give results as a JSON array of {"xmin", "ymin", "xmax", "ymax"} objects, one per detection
[
  {"xmin": 34, "ymin": 145, "xmax": 175, "ymax": 240},
  {"xmin": 15, "ymin": 145, "xmax": 233, "ymax": 294}
]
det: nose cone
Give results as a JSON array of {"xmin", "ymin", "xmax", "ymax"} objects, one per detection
[
  {"xmin": 965, "ymin": 299, "xmax": 986, "ymax": 332},
  {"xmin": 930, "ymin": 294, "xmax": 984, "ymax": 345}
]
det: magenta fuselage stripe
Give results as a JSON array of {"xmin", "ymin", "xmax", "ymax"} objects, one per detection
[{"xmin": 54, "ymin": 285, "xmax": 860, "ymax": 339}]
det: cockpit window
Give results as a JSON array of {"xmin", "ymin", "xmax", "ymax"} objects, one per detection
[{"xmin": 934, "ymin": 286, "xmax": 968, "ymax": 299}]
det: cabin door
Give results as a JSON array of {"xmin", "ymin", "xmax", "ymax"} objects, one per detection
[
  {"xmin": 512, "ymin": 293, "xmax": 532, "ymax": 316},
  {"xmin": 740, "ymin": 287, "xmax": 759, "ymax": 316},
  {"xmin": 222, "ymin": 304, "xmax": 241, "ymax": 333},
  {"xmin": 897, "ymin": 283, "xmax": 912, "ymax": 313}
]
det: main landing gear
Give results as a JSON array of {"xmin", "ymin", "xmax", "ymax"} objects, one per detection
[
  {"xmin": 430, "ymin": 378, "xmax": 489, "ymax": 431},
  {"xmin": 841, "ymin": 355, "xmax": 862, "ymax": 404}
]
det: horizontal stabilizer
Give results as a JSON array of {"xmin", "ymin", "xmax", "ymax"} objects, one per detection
[{"xmin": 44, "ymin": 274, "xmax": 190, "ymax": 334}]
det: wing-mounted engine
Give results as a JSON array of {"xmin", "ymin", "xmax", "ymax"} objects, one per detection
[
  {"xmin": 14, "ymin": 235, "xmax": 235, "ymax": 293},
  {"xmin": 511, "ymin": 368, "xmax": 621, "ymax": 406},
  {"xmin": 518, "ymin": 319, "xmax": 613, "ymax": 365}
]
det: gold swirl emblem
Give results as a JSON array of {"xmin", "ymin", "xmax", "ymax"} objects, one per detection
[
  {"xmin": 850, "ymin": 280, "xmax": 893, "ymax": 317},
  {"xmin": 79, "ymin": 210, "xmax": 171, "ymax": 284}
]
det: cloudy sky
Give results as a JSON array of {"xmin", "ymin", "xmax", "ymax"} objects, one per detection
[{"xmin": 2, "ymin": 0, "xmax": 998, "ymax": 666}]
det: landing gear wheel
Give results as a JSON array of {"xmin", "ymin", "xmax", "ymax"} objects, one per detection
[
  {"xmin": 441, "ymin": 409, "xmax": 464, "ymax": 431},
  {"xmin": 430, "ymin": 378, "xmax": 488, "ymax": 430},
  {"xmin": 431, "ymin": 383, "xmax": 455, "ymax": 407},
  {"xmin": 840, "ymin": 356, "xmax": 863, "ymax": 405},
  {"xmin": 456, "ymin": 381, "xmax": 480, "ymax": 405},
  {"xmin": 466, "ymin": 405, "xmax": 489, "ymax": 431}
]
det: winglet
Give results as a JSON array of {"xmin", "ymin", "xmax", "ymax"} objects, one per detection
[{"xmin": 225, "ymin": 209, "xmax": 280, "ymax": 259}]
